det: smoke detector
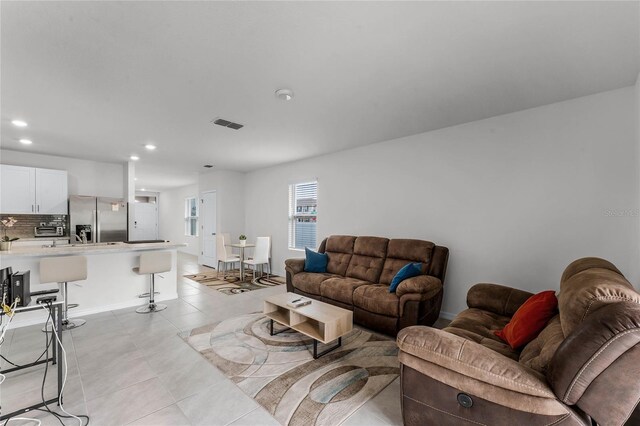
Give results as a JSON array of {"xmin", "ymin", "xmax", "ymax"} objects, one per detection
[{"xmin": 275, "ymin": 89, "xmax": 294, "ymax": 101}]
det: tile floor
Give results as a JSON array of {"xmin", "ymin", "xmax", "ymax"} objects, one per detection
[{"xmin": 1, "ymin": 253, "xmax": 408, "ymax": 426}]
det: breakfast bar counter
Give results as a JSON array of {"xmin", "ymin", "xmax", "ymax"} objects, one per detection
[{"xmin": 1, "ymin": 241, "xmax": 186, "ymax": 328}]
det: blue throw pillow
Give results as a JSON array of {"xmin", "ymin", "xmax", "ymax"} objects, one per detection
[
  {"xmin": 389, "ymin": 263, "xmax": 422, "ymax": 293},
  {"xmin": 304, "ymin": 247, "xmax": 328, "ymax": 273}
]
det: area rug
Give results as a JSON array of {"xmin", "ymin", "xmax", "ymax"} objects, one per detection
[
  {"xmin": 184, "ymin": 270, "xmax": 285, "ymax": 295},
  {"xmin": 180, "ymin": 313, "xmax": 399, "ymax": 426}
]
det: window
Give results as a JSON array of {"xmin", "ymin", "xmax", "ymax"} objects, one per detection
[
  {"xmin": 185, "ymin": 197, "xmax": 199, "ymax": 236},
  {"xmin": 288, "ymin": 181, "xmax": 317, "ymax": 250}
]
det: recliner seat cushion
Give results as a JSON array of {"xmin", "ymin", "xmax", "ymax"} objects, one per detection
[
  {"xmin": 320, "ymin": 277, "xmax": 369, "ymax": 305},
  {"xmin": 380, "ymin": 239, "xmax": 434, "ymax": 284},
  {"xmin": 444, "ymin": 308, "xmax": 520, "ymax": 360},
  {"xmin": 345, "ymin": 236, "xmax": 389, "ymax": 282},
  {"xmin": 293, "ymin": 272, "xmax": 338, "ymax": 295},
  {"xmin": 353, "ymin": 284, "xmax": 400, "ymax": 317}
]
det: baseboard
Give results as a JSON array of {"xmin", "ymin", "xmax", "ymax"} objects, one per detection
[
  {"xmin": 439, "ymin": 311, "xmax": 456, "ymax": 320},
  {"xmin": 7, "ymin": 292, "xmax": 179, "ymax": 330}
]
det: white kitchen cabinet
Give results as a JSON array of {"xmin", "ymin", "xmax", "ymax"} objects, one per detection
[
  {"xmin": 35, "ymin": 168, "xmax": 68, "ymax": 214},
  {"xmin": 0, "ymin": 165, "xmax": 68, "ymax": 215},
  {"xmin": 0, "ymin": 165, "xmax": 37, "ymax": 214}
]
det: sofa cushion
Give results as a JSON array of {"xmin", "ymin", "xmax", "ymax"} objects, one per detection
[
  {"xmin": 345, "ymin": 236, "xmax": 388, "ymax": 283},
  {"xmin": 494, "ymin": 290, "xmax": 558, "ymax": 349},
  {"xmin": 519, "ymin": 315, "xmax": 564, "ymax": 375},
  {"xmin": 323, "ymin": 235, "xmax": 356, "ymax": 276},
  {"xmin": 292, "ymin": 272, "xmax": 337, "ymax": 295},
  {"xmin": 444, "ymin": 308, "xmax": 520, "ymax": 360},
  {"xmin": 353, "ymin": 284, "xmax": 400, "ymax": 317},
  {"xmin": 379, "ymin": 239, "xmax": 434, "ymax": 284},
  {"xmin": 558, "ymin": 257, "xmax": 640, "ymax": 337},
  {"xmin": 320, "ymin": 277, "xmax": 369, "ymax": 305}
]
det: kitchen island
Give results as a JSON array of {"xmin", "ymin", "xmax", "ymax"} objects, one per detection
[{"xmin": 0, "ymin": 241, "xmax": 186, "ymax": 328}]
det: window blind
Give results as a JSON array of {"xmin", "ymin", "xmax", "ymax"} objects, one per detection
[
  {"xmin": 185, "ymin": 197, "xmax": 199, "ymax": 236},
  {"xmin": 288, "ymin": 181, "xmax": 317, "ymax": 250}
]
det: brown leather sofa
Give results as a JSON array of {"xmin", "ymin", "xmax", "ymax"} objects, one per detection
[
  {"xmin": 284, "ymin": 235, "xmax": 449, "ymax": 336},
  {"xmin": 397, "ymin": 257, "xmax": 640, "ymax": 426}
]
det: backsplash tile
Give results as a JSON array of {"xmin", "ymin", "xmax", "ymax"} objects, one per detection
[{"xmin": 0, "ymin": 214, "xmax": 68, "ymax": 239}]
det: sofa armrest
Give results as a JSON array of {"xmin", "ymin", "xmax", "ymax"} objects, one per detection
[
  {"xmin": 466, "ymin": 283, "xmax": 534, "ymax": 317},
  {"xmin": 396, "ymin": 275, "xmax": 442, "ymax": 298},
  {"xmin": 285, "ymin": 258, "xmax": 305, "ymax": 275},
  {"xmin": 397, "ymin": 326, "xmax": 554, "ymax": 398}
]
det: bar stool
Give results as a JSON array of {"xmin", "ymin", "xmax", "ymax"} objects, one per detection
[
  {"xmin": 40, "ymin": 256, "xmax": 88, "ymax": 331},
  {"xmin": 133, "ymin": 251, "xmax": 171, "ymax": 314}
]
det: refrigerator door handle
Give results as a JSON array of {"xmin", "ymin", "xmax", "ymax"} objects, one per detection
[{"xmin": 94, "ymin": 210, "xmax": 100, "ymax": 243}]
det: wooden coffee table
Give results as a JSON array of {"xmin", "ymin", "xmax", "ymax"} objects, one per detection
[{"xmin": 263, "ymin": 292, "xmax": 353, "ymax": 359}]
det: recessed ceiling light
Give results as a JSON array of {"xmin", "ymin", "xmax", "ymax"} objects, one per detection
[
  {"xmin": 134, "ymin": 178, "xmax": 138, "ymax": 181},
  {"xmin": 12, "ymin": 119, "xmax": 28, "ymax": 127},
  {"xmin": 275, "ymin": 89, "xmax": 294, "ymax": 101},
  {"xmin": 145, "ymin": 144, "xmax": 156, "ymax": 150},
  {"xmin": 19, "ymin": 139, "xmax": 33, "ymax": 145},
  {"xmin": 140, "ymin": 188, "xmax": 146, "ymax": 191},
  {"xmin": 130, "ymin": 155, "xmax": 139, "ymax": 161}
]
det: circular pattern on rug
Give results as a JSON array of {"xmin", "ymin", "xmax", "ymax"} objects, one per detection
[{"xmin": 181, "ymin": 312, "xmax": 399, "ymax": 426}]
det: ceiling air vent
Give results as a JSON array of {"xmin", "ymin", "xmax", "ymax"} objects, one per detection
[
  {"xmin": 212, "ymin": 118, "xmax": 243, "ymax": 130},
  {"xmin": 203, "ymin": 164, "xmax": 214, "ymax": 168}
]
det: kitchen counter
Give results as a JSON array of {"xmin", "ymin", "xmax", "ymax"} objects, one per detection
[
  {"xmin": 1, "ymin": 241, "xmax": 186, "ymax": 329},
  {"xmin": 12, "ymin": 237, "xmax": 72, "ymax": 242},
  {"xmin": 0, "ymin": 241, "xmax": 185, "ymax": 257}
]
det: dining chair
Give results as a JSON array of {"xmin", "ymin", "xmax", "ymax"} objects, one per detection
[
  {"xmin": 222, "ymin": 232, "xmax": 237, "ymax": 258},
  {"xmin": 216, "ymin": 234, "xmax": 240, "ymax": 278},
  {"xmin": 243, "ymin": 236, "xmax": 270, "ymax": 280}
]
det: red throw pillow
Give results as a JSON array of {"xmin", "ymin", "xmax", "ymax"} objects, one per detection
[{"xmin": 494, "ymin": 290, "xmax": 558, "ymax": 349}]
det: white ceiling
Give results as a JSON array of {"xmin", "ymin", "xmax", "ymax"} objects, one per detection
[{"xmin": 1, "ymin": 1, "xmax": 639, "ymax": 190}]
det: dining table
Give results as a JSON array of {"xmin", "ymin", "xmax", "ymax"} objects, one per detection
[{"xmin": 228, "ymin": 242, "xmax": 255, "ymax": 281}]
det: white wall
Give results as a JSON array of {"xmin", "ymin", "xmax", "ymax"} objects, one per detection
[
  {"xmin": 636, "ymin": 73, "xmax": 640, "ymax": 268},
  {"xmin": 244, "ymin": 86, "xmax": 640, "ymax": 317},
  {"xmin": 0, "ymin": 149, "xmax": 124, "ymax": 198},
  {"xmin": 158, "ymin": 184, "xmax": 199, "ymax": 256},
  {"xmin": 199, "ymin": 170, "xmax": 246, "ymax": 245}
]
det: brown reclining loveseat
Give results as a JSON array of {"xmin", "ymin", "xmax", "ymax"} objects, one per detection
[
  {"xmin": 397, "ymin": 257, "xmax": 640, "ymax": 425},
  {"xmin": 284, "ymin": 235, "xmax": 449, "ymax": 336}
]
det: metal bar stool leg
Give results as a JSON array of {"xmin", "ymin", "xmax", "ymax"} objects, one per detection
[
  {"xmin": 136, "ymin": 273, "xmax": 167, "ymax": 314},
  {"xmin": 44, "ymin": 281, "xmax": 85, "ymax": 331}
]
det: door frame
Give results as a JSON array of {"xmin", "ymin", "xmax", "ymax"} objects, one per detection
[{"xmin": 199, "ymin": 190, "xmax": 217, "ymax": 267}]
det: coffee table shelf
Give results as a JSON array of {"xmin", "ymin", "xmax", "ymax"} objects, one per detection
[{"xmin": 263, "ymin": 293, "xmax": 352, "ymax": 346}]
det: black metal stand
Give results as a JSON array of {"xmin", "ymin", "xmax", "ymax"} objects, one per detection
[
  {"xmin": 269, "ymin": 318, "xmax": 290, "ymax": 336},
  {"xmin": 313, "ymin": 337, "xmax": 342, "ymax": 359},
  {"xmin": 0, "ymin": 302, "xmax": 63, "ymax": 421},
  {"xmin": 269, "ymin": 319, "xmax": 342, "ymax": 359}
]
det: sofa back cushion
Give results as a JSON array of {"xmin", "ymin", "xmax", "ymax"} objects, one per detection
[
  {"xmin": 345, "ymin": 236, "xmax": 389, "ymax": 283},
  {"xmin": 379, "ymin": 239, "xmax": 434, "ymax": 285},
  {"xmin": 558, "ymin": 257, "xmax": 640, "ymax": 337},
  {"xmin": 519, "ymin": 315, "xmax": 564, "ymax": 375},
  {"xmin": 321, "ymin": 235, "xmax": 356, "ymax": 276}
]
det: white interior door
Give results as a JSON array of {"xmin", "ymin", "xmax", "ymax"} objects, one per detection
[
  {"xmin": 131, "ymin": 203, "xmax": 158, "ymax": 241},
  {"xmin": 200, "ymin": 191, "xmax": 217, "ymax": 267}
]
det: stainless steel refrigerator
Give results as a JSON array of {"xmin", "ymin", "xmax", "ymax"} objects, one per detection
[{"xmin": 69, "ymin": 195, "xmax": 128, "ymax": 243}]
